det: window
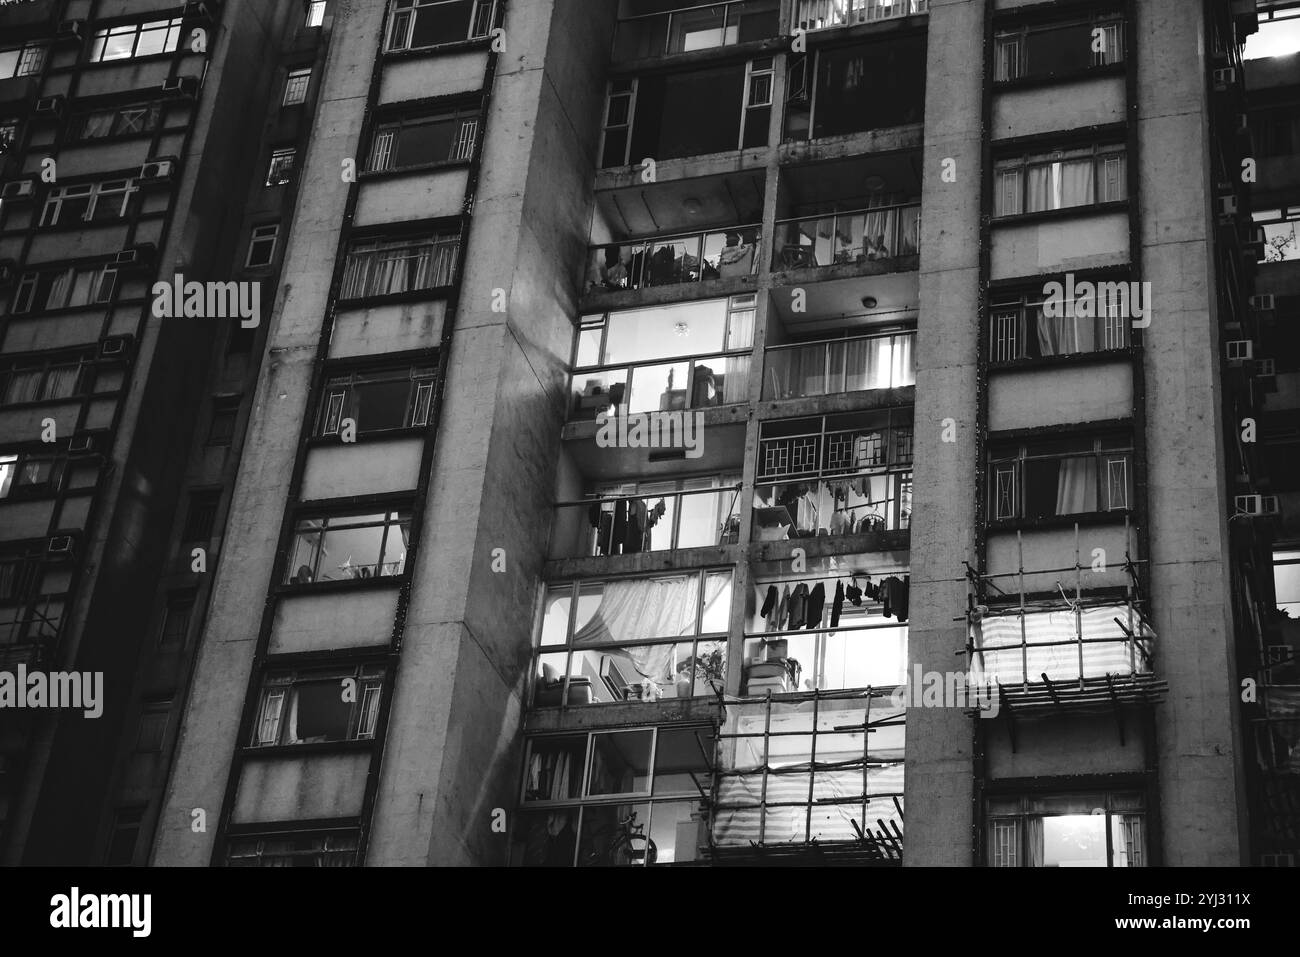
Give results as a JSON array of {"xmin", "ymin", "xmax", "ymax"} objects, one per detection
[
  {"xmin": 742, "ymin": 57, "xmax": 774, "ymax": 149},
  {"xmin": 227, "ymin": 831, "xmax": 359, "ymax": 867},
  {"xmin": 989, "ymin": 283, "xmax": 1130, "ymax": 362},
  {"xmin": 988, "ymin": 792, "xmax": 1145, "ymax": 867},
  {"xmin": 266, "ymin": 148, "xmax": 297, "ymax": 186},
  {"xmin": 994, "ymin": 145, "xmax": 1126, "ymax": 217},
  {"xmin": 0, "ymin": 121, "xmax": 17, "ymax": 155},
  {"xmin": 0, "ymin": 452, "xmax": 62, "ymax": 499},
  {"xmin": 0, "ymin": 43, "xmax": 46, "ymax": 79},
  {"xmin": 316, "ymin": 365, "xmax": 436, "ymax": 438},
  {"xmin": 181, "ymin": 490, "xmax": 221, "ymax": 542},
  {"xmin": 571, "ymin": 296, "xmax": 755, "ymax": 417},
  {"xmin": 12, "ymin": 263, "xmax": 118, "ymax": 313},
  {"xmin": 367, "ymin": 109, "xmax": 479, "ymax": 171},
  {"xmin": 40, "ymin": 179, "xmax": 138, "ymax": 227},
  {"xmin": 1, "ymin": 355, "xmax": 89, "ymax": 405},
  {"xmin": 251, "ymin": 665, "xmax": 384, "ymax": 746},
  {"xmin": 104, "ymin": 808, "xmax": 145, "ymax": 866},
  {"xmin": 1274, "ymin": 550, "xmax": 1300, "ymax": 618},
  {"xmin": 91, "ymin": 19, "xmax": 182, "ymax": 62},
  {"xmin": 135, "ymin": 701, "xmax": 171, "ymax": 752},
  {"xmin": 1253, "ymin": 207, "xmax": 1300, "ymax": 263},
  {"xmin": 246, "ymin": 223, "xmax": 279, "ymax": 268},
  {"xmin": 0, "ymin": 581, "xmax": 64, "ymax": 647},
  {"xmin": 385, "ymin": 0, "xmax": 497, "ymax": 52},
  {"xmin": 68, "ymin": 101, "xmax": 162, "ymax": 141},
  {"xmin": 612, "ymin": 0, "xmax": 780, "ymax": 61},
  {"xmin": 339, "ymin": 232, "xmax": 460, "ymax": 299},
  {"xmin": 1252, "ymin": 105, "xmax": 1299, "ymax": 158},
  {"xmin": 285, "ymin": 509, "xmax": 411, "ymax": 584},
  {"xmin": 783, "ymin": 36, "xmax": 927, "ymax": 142},
  {"xmin": 158, "ymin": 594, "xmax": 194, "ymax": 648},
  {"xmin": 283, "ymin": 67, "xmax": 312, "ymax": 106},
  {"xmin": 994, "ymin": 14, "xmax": 1124, "ymax": 83},
  {"xmin": 306, "ymin": 1, "xmax": 328, "ymax": 27},
  {"xmin": 0, "ymin": 554, "xmax": 41, "ymax": 604},
  {"xmin": 533, "ymin": 570, "xmax": 731, "ymax": 706},
  {"xmin": 989, "ymin": 432, "xmax": 1133, "ymax": 522},
  {"xmin": 512, "ymin": 726, "xmax": 714, "ymax": 866},
  {"xmin": 570, "ymin": 474, "xmax": 742, "ymax": 558},
  {"xmin": 206, "ymin": 397, "xmax": 241, "ymax": 446}
]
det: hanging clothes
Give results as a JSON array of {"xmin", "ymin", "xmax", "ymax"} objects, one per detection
[
  {"xmin": 806, "ymin": 583, "xmax": 826, "ymax": 630},
  {"xmin": 831, "ymin": 581, "xmax": 844, "ymax": 627},
  {"xmin": 625, "ymin": 498, "xmax": 648, "ymax": 554},
  {"xmin": 787, "ymin": 583, "xmax": 809, "ymax": 630},
  {"xmin": 829, "ymin": 508, "xmax": 851, "ymax": 536},
  {"xmin": 880, "ymin": 576, "xmax": 909, "ymax": 622},
  {"xmin": 845, "ymin": 581, "xmax": 863, "ymax": 607},
  {"xmin": 796, "ymin": 493, "xmax": 819, "ymax": 536},
  {"xmin": 774, "ymin": 585, "xmax": 791, "ymax": 633},
  {"xmin": 760, "ymin": 585, "xmax": 778, "ymax": 619},
  {"xmin": 611, "ymin": 500, "xmax": 628, "ymax": 555}
]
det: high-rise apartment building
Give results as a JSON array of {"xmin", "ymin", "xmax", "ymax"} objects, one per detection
[
  {"xmin": 0, "ymin": 0, "xmax": 328, "ymax": 864},
  {"xmin": 3, "ymin": 0, "xmax": 1293, "ymax": 869}
]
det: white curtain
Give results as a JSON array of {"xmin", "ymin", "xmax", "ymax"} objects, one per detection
[
  {"xmin": 1026, "ymin": 817, "xmax": 1044, "ymax": 867},
  {"xmin": 1055, "ymin": 456, "xmax": 1097, "ymax": 515},
  {"xmin": 1059, "ymin": 159, "xmax": 1095, "ymax": 208},
  {"xmin": 573, "ymin": 577, "xmax": 699, "ymax": 646}
]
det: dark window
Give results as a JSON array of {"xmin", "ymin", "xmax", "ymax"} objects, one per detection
[
  {"xmin": 989, "ymin": 433, "xmax": 1133, "ymax": 522},
  {"xmin": 182, "ymin": 491, "xmax": 221, "ymax": 542},
  {"xmin": 135, "ymin": 702, "xmax": 171, "ymax": 752},
  {"xmin": 386, "ymin": 0, "xmax": 496, "ymax": 51},
  {"xmin": 69, "ymin": 102, "xmax": 162, "ymax": 141},
  {"xmin": 785, "ymin": 36, "xmax": 926, "ymax": 142},
  {"xmin": 285, "ymin": 510, "xmax": 411, "ymax": 584},
  {"xmin": 207, "ymin": 398, "xmax": 241, "ymax": 446},
  {"xmin": 158, "ymin": 594, "xmax": 194, "ymax": 647},
  {"xmin": 1, "ymin": 356, "xmax": 88, "ymax": 405},
  {"xmin": 12, "ymin": 264, "xmax": 118, "ymax": 313},
  {"xmin": 368, "ymin": 110, "xmax": 479, "ymax": 170},
  {"xmin": 994, "ymin": 15, "xmax": 1124, "ymax": 83},
  {"xmin": 246, "ymin": 223, "xmax": 279, "ymax": 268},
  {"xmin": 624, "ymin": 64, "xmax": 748, "ymax": 163},
  {"xmin": 0, "ymin": 453, "xmax": 63, "ymax": 499},
  {"xmin": 317, "ymin": 365, "xmax": 436, "ymax": 437},
  {"xmin": 252, "ymin": 665, "xmax": 384, "ymax": 746},
  {"xmin": 105, "ymin": 808, "xmax": 145, "ymax": 866}
]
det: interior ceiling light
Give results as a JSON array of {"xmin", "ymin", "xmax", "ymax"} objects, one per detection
[
  {"xmin": 683, "ymin": 197, "xmax": 702, "ymax": 215},
  {"xmin": 674, "ymin": 322, "xmax": 690, "ymax": 337},
  {"xmin": 861, "ymin": 296, "xmax": 878, "ymax": 309},
  {"xmin": 864, "ymin": 175, "xmax": 886, "ymax": 192}
]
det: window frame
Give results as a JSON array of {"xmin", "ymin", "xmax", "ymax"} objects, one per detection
[
  {"xmin": 987, "ymin": 431, "xmax": 1134, "ymax": 523},
  {"xmin": 283, "ymin": 67, "xmax": 312, "ymax": 106},
  {"xmin": 314, "ymin": 363, "xmax": 437, "ymax": 439},
  {"xmin": 366, "ymin": 106, "xmax": 481, "ymax": 173},
  {"xmin": 250, "ymin": 664, "xmax": 386, "ymax": 748},
  {"xmin": 265, "ymin": 147, "xmax": 297, "ymax": 187},
  {"xmin": 0, "ymin": 42, "xmax": 47, "ymax": 79},
  {"xmin": 993, "ymin": 12, "xmax": 1125, "ymax": 85},
  {"xmin": 245, "ymin": 223, "xmax": 280, "ymax": 268},
  {"xmin": 283, "ymin": 508, "xmax": 413, "ymax": 586},
  {"xmin": 986, "ymin": 790, "xmax": 1146, "ymax": 868},
  {"xmin": 306, "ymin": 0, "xmax": 329, "ymax": 27},
  {"xmin": 384, "ymin": 0, "xmax": 499, "ymax": 53},
  {"xmin": 68, "ymin": 101, "xmax": 163, "ymax": 142},
  {"xmin": 338, "ymin": 230, "xmax": 461, "ymax": 301},
  {"xmin": 226, "ymin": 830, "xmax": 361, "ymax": 867},
  {"xmin": 89, "ymin": 18, "xmax": 183, "ymax": 64},
  {"xmin": 988, "ymin": 282, "xmax": 1132, "ymax": 364},
  {"xmin": 39, "ymin": 178, "xmax": 139, "ymax": 228},
  {"xmin": 993, "ymin": 143, "xmax": 1127, "ymax": 219},
  {"xmin": 0, "ymin": 353, "xmax": 92, "ymax": 406},
  {"xmin": 0, "ymin": 450, "xmax": 64, "ymax": 500},
  {"xmin": 11, "ymin": 263, "xmax": 119, "ymax": 314}
]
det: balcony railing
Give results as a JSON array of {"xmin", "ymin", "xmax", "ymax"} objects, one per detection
[
  {"xmin": 771, "ymin": 204, "xmax": 920, "ymax": 272},
  {"xmin": 794, "ymin": 0, "xmax": 928, "ymax": 30},
  {"xmin": 763, "ymin": 331, "xmax": 915, "ymax": 400},
  {"xmin": 551, "ymin": 485, "xmax": 743, "ymax": 559},
  {"xmin": 588, "ymin": 226, "xmax": 762, "ymax": 294},
  {"xmin": 613, "ymin": 0, "xmax": 780, "ymax": 60},
  {"xmin": 570, "ymin": 351, "xmax": 752, "ymax": 420},
  {"xmin": 752, "ymin": 471, "xmax": 912, "ymax": 542}
]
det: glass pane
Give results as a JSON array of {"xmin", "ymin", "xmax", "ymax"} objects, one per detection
[
  {"xmin": 605, "ymin": 300, "xmax": 728, "ymax": 364},
  {"xmin": 510, "ymin": 809, "xmax": 580, "ymax": 866},
  {"xmin": 289, "ymin": 680, "xmax": 352, "ymax": 742},
  {"xmin": 577, "ymin": 802, "xmax": 655, "ymax": 866},
  {"xmin": 646, "ymin": 799, "xmax": 708, "ymax": 863},
  {"xmin": 539, "ymin": 587, "xmax": 571, "ymax": 646},
  {"xmin": 586, "ymin": 730, "xmax": 653, "ymax": 796},
  {"xmin": 523, "ymin": 735, "xmax": 587, "ymax": 802},
  {"xmin": 353, "ymin": 377, "xmax": 410, "ymax": 431},
  {"xmin": 653, "ymin": 729, "xmax": 714, "ymax": 796},
  {"xmin": 1041, "ymin": 813, "xmax": 1108, "ymax": 867}
]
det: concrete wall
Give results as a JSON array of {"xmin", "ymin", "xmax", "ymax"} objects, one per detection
[{"xmin": 904, "ymin": 0, "xmax": 985, "ymax": 867}]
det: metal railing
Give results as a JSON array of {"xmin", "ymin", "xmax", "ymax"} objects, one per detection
[
  {"xmin": 551, "ymin": 485, "xmax": 743, "ymax": 559},
  {"xmin": 570, "ymin": 351, "xmax": 752, "ymax": 420},
  {"xmin": 794, "ymin": 0, "xmax": 928, "ymax": 30},
  {"xmin": 752, "ymin": 471, "xmax": 912, "ymax": 542},
  {"xmin": 588, "ymin": 226, "xmax": 762, "ymax": 293},
  {"xmin": 763, "ymin": 331, "xmax": 915, "ymax": 400},
  {"xmin": 613, "ymin": 0, "xmax": 780, "ymax": 61},
  {"xmin": 771, "ymin": 204, "xmax": 920, "ymax": 271}
]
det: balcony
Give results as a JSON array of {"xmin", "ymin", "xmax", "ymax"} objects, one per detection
[
  {"xmin": 612, "ymin": 0, "xmax": 780, "ymax": 62},
  {"xmin": 551, "ymin": 483, "xmax": 742, "ymax": 560},
  {"xmin": 740, "ymin": 620, "xmax": 906, "ymax": 694},
  {"xmin": 586, "ymin": 225, "xmax": 761, "ymax": 295},
  {"xmin": 771, "ymin": 203, "xmax": 920, "ymax": 274},
  {"xmin": 570, "ymin": 351, "xmax": 752, "ymax": 422},
  {"xmin": 793, "ymin": 0, "xmax": 928, "ymax": 31},
  {"xmin": 763, "ymin": 330, "xmax": 914, "ymax": 401}
]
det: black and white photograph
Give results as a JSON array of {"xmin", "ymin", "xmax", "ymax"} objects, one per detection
[{"xmin": 0, "ymin": 0, "xmax": 1294, "ymax": 939}]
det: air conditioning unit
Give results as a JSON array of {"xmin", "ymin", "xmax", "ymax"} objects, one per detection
[
  {"xmin": 1249, "ymin": 294, "xmax": 1276, "ymax": 312},
  {"xmin": 1226, "ymin": 339, "xmax": 1254, "ymax": 364},
  {"xmin": 98, "ymin": 335, "xmax": 130, "ymax": 359},
  {"xmin": 1261, "ymin": 853, "xmax": 1295, "ymax": 867},
  {"xmin": 139, "ymin": 157, "xmax": 176, "ymax": 183},
  {"xmin": 56, "ymin": 19, "xmax": 85, "ymax": 43},
  {"xmin": 68, "ymin": 433, "xmax": 95, "ymax": 454},
  {"xmin": 1265, "ymin": 644, "xmax": 1295, "ymax": 667},
  {"xmin": 0, "ymin": 179, "xmax": 34, "ymax": 200},
  {"xmin": 1213, "ymin": 67, "xmax": 1238, "ymax": 91},
  {"xmin": 46, "ymin": 535, "xmax": 75, "ymax": 557},
  {"xmin": 1255, "ymin": 358, "xmax": 1276, "ymax": 376},
  {"xmin": 161, "ymin": 76, "xmax": 199, "ymax": 98},
  {"xmin": 34, "ymin": 96, "xmax": 65, "ymax": 118},
  {"xmin": 183, "ymin": 0, "xmax": 221, "ymax": 22},
  {"xmin": 114, "ymin": 244, "xmax": 154, "ymax": 270},
  {"xmin": 1218, "ymin": 194, "xmax": 1238, "ymax": 220},
  {"xmin": 1236, "ymin": 494, "xmax": 1280, "ymax": 516}
]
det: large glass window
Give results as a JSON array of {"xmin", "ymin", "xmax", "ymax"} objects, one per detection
[
  {"xmin": 0, "ymin": 354, "xmax": 90, "ymax": 405},
  {"xmin": 987, "ymin": 792, "xmax": 1145, "ymax": 867},
  {"xmin": 90, "ymin": 19, "xmax": 182, "ymax": 62},
  {"xmin": 368, "ymin": 109, "xmax": 479, "ymax": 171},
  {"xmin": 251, "ymin": 665, "xmax": 384, "ymax": 746},
  {"xmin": 994, "ymin": 145, "xmax": 1127, "ymax": 217},
  {"xmin": 68, "ymin": 101, "xmax": 162, "ymax": 141},
  {"xmin": 385, "ymin": 0, "xmax": 497, "ymax": 51},
  {"xmin": 989, "ymin": 432, "xmax": 1133, "ymax": 522},
  {"xmin": 315, "ymin": 365, "xmax": 436, "ymax": 437},
  {"xmin": 12, "ymin": 264, "xmax": 118, "ymax": 313},
  {"xmin": 0, "ymin": 452, "xmax": 62, "ymax": 499},
  {"xmin": 1274, "ymin": 550, "xmax": 1300, "ymax": 619},
  {"xmin": 533, "ymin": 571, "xmax": 732, "ymax": 706},
  {"xmin": 40, "ymin": 179, "xmax": 138, "ymax": 227},
  {"xmin": 989, "ymin": 284, "xmax": 1130, "ymax": 362},
  {"xmin": 1253, "ymin": 207, "xmax": 1300, "ymax": 263},
  {"xmin": 784, "ymin": 35, "xmax": 926, "ymax": 142},
  {"xmin": 994, "ymin": 14, "xmax": 1124, "ymax": 83},
  {"xmin": 0, "ymin": 43, "xmax": 46, "ymax": 79},
  {"xmin": 340, "ymin": 233, "xmax": 460, "ymax": 299},
  {"xmin": 612, "ymin": 0, "xmax": 780, "ymax": 61},
  {"xmin": 285, "ymin": 510, "xmax": 411, "ymax": 584},
  {"xmin": 513, "ymin": 726, "xmax": 714, "ymax": 866}
]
